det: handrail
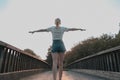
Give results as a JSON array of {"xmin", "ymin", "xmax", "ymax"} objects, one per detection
[
  {"xmin": 0, "ymin": 41, "xmax": 48, "ymax": 64},
  {"xmin": 0, "ymin": 41, "xmax": 50, "ymax": 73},
  {"xmin": 65, "ymin": 45, "xmax": 120, "ymax": 72}
]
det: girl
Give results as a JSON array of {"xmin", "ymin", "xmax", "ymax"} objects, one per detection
[{"xmin": 29, "ymin": 18, "xmax": 86, "ymax": 80}]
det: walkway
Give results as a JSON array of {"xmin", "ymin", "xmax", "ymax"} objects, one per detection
[{"xmin": 20, "ymin": 70, "xmax": 108, "ymax": 80}]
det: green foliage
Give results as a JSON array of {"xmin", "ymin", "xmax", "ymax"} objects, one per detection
[
  {"xmin": 24, "ymin": 49, "xmax": 41, "ymax": 59},
  {"xmin": 64, "ymin": 32, "xmax": 120, "ymax": 65},
  {"xmin": 45, "ymin": 46, "xmax": 52, "ymax": 66},
  {"xmin": 24, "ymin": 49, "xmax": 36, "ymax": 56}
]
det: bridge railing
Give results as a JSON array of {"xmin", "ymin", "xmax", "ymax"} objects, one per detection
[
  {"xmin": 0, "ymin": 41, "xmax": 50, "ymax": 73},
  {"xmin": 65, "ymin": 46, "xmax": 120, "ymax": 72}
]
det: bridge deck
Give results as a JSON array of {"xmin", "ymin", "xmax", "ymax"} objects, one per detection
[{"xmin": 20, "ymin": 70, "xmax": 108, "ymax": 80}]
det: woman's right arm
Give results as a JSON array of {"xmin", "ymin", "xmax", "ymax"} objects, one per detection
[{"xmin": 29, "ymin": 29, "xmax": 48, "ymax": 34}]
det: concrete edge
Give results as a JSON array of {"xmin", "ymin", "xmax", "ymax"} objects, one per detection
[
  {"xmin": 69, "ymin": 69, "xmax": 120, "ymax": 80},
  {"xmin": 0, "ymin": 69, "xmax": 48, "ymax": 80}
]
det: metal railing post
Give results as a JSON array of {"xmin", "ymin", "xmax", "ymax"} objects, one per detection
[
  {"xmin": 0, "ymin": 46, "xmax": 5, "ymax": 73},
  {"xmin": 65, "ymin": 46, "xmax": 120, "ymax": 72},
  {"xmin": 0, "ymin": 41, "xmax": 50, "ymax": 74}
]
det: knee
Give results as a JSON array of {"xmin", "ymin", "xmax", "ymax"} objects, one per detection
[{"xmin": 59, "ymin": 62, "xmax": 63, "ymax": 67}]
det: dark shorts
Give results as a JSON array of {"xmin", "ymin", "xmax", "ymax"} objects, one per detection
[{"xmin": 51, "ymin": 40, "xmax": 66, "ymax": 53}]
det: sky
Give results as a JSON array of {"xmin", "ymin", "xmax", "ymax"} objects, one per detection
[{"xmin": 0, "ymin": 0, "xmax": 120, "ymax": 59}]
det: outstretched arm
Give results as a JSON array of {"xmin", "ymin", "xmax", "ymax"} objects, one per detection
[
  {"xmin": 29, "ymin": 29, "xmax": 48, "ymax": 34},
  {"xmin": 68, "ymin": 28, "xmax": 86, "ymax": 31}
]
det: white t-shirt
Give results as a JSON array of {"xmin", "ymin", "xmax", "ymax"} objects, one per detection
[{"xmin": 47, "ymin": 26, "xmax": 69, "ymax": 40}]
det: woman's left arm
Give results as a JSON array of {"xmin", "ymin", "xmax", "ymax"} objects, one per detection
[{"xmin": 68, "ymin": 28, "xmax": 86, "ymax": 31}]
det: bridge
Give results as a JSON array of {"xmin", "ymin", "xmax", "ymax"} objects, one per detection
[{"xmin": 0, "ymin": 41, "xmax": 120, "ymax": 80}]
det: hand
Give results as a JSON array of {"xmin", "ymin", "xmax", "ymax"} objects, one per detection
[
  {"xmin": 81, "ymin": 29, "xmax": 86, "ymax": 31},
  {"xmin": 29, "ymin": 31, "xmax": 35, "ymax": 34}
]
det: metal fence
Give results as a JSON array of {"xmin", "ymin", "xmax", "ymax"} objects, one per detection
[
  {"xmin": 0, "ymin": 41, "xmax": 50, "ymax": 73},
  {"xmin": 65, "ymin": 46, "xmax": 120, "ymax": 72}
]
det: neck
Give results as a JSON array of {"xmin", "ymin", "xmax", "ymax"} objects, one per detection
[{"xmin": 56, "ymin": 25, "xmax": 59, "ymax": 27}]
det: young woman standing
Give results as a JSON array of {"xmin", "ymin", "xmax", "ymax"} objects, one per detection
[{"xmin": 29, "ymin": 18, "xmax": 86, "ymax": 80}]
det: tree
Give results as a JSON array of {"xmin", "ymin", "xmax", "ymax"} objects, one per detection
[
  {"xmin": 45, "ymin": 46, "xmax": 52, "ymax": 66},
  {"xmin": 24, "ymin": 49, "xmax": 41, "ymax": 58},
  {"xmin": 64, "ymin": 32, "xmax": 120, "ymax": 65}
]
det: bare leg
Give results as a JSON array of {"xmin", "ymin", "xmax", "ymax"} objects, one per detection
[
  {"xmin": 57, "ymin": 56, "xmax": 59, "ymax": 68},
  {"xmin": 58, "ymin": 53, "xmax": 64, "ymax": 80},
  {"xmin": 52, "ymin": 53, "xmax": 58, "ymax": 80}
]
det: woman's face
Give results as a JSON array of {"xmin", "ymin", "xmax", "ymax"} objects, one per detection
[{"xmin": 55, "ymin": 18, "xmax": 61, "ymax": 26}]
